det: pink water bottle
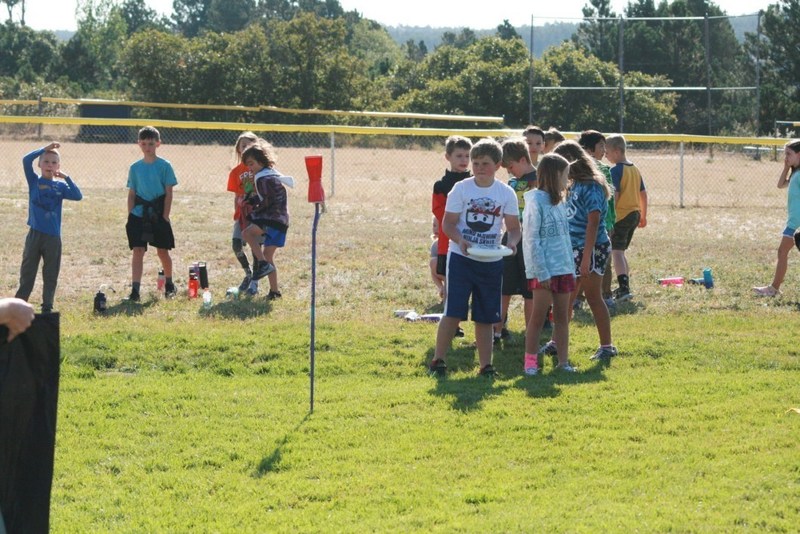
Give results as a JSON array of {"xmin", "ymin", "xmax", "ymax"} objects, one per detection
[{"xmin": 157, "ymin": 269, "xmax": 165, "ymax": 292}]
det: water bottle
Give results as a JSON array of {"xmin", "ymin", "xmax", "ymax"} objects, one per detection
[
  {"xmin": 202, "ymin": 289, "xmax": 212, "ymax": 308},
  {"xmin": 703, "ymin": 268, "xmax": 714, "ymax": 289},
  {"xmin": 188, "ymin": 273, "xmax": 199, "ymax": 298},
  {"xmin": 658, "ymin": 276, "xmax": 684, "ymax": 287},
  {"xmin": 93, "ymin": 289, "xmax": 107, "ymax": 313},
  {"xmin": 198, "ymin": 262, "xmax": 209, "ymax": 289},
  {"xmin": 157, "ymin": 269, "xmax": 165, "ymax": 292}
]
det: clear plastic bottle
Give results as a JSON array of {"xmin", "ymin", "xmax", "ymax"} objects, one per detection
[{"xmin": 202, "ymin": 289, "xmax": 212, "ymax": 308}]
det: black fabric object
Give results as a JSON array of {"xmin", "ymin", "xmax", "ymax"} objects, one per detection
[{"xmin": 0, "ymin": 313, "xmax": 60, "ymax": 534}]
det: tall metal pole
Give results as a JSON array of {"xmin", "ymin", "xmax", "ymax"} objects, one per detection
[
  {"xmin": 618, "ymin": 16, "xmax": 625, "ymax": 132},
  {"xmin": 755, "ymin": 11, "xmax": 762, "ymax": 136},
  {"xmin": 704, "ymin": 14, "xmax": 712, "ymax": 136},
  {"xmin": 529, "ymin": 15, "xmax": 534, "ymax": 125},
  {"xmin": 310, "ymin": 202, "xmax": 320, "ymax": 413}
]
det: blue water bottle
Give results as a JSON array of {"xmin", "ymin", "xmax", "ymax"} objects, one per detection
[{"xmin": 703, "ymin": 268, "xmax": 714, "ymax": 289}]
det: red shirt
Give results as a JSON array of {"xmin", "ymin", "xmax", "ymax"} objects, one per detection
[{"xmin": 227, "ymin": 162, "xmax": 250, "ymax": 221}]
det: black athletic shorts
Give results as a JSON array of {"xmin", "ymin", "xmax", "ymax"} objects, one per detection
[
  {"xmin": 501, "ymin": 232, "xmax": 532, "ymax": 298},
  {"xmin": 126, "ymin": 213, "xmax": 175, "ymax": 250}
]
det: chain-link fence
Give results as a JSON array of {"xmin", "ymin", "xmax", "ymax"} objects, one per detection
[{"xmin": 0, "ymin": 118, "xmax": 789, "ymax": 210}]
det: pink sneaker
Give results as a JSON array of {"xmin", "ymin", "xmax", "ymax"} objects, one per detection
[{"xmin": 524, "ymin": 353, "xmax": 539, "ymax": 376}]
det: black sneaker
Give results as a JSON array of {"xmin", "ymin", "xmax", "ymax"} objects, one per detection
[
  {"xmin": 428, "ymin": 358, "xmax": 447, "ymax": 377},
  {"xmin": 238, "ymin": 272, "xmax": 252, "ymax": 292},
  {"xmin": 478, "ymin": 364, "xmax": 497, "ymax": 377},
  {"xmin": 500, "ymin": 327, "xmax": 510, "ymax": 339},
  {"xmin": 251, "ymin": 261, "xmax": 275, "ymax": 281},
  {"xmin": 267, "ymin": 290, "xmax": 282, "ymax": 300},
  {"xmin": 613, "ymin": 287, "xmax": 633, "ymax": 303},
  {"xmin": 454, "ymin": 326, "xmax": 465, "ymax": 338},
  {"xmin": 164, "ymin": 283, "xmax": 177, "ymax": 299},
  {"xmin": 126, "ymin": 290, "xmax": 140, "ymax": 302}
]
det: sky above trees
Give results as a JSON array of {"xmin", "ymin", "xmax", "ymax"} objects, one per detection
[{"xmin": 19, "ymin": 0, "xmax": 773, "ymax": 32}]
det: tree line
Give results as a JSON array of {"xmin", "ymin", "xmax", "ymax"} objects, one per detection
[{"xmin": 0, "ymin": 0, "xmax": 797, "ymax": 134}]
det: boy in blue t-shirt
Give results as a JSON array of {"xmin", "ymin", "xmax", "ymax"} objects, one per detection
[
  {"xmin": 15, "ymin": 142, "xmax": 83, "ymax": 313},
  {"xmin": 125, "ymin": 126, "xmax": 178, "ymax": 301}
]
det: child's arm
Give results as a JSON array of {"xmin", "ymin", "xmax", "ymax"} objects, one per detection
[
  {"xmin": 162, "ymin": 185, "xmax": 173, "ymax": 221},
  {"xmin": 54, "ymin": 171, "xmax": 83, "ymax": 201},
  {"xmin": 638, "ymin": 189, "xmax": 648, "ymax": 228},
  {"xmin": 127, "ymin": 188, "xmax": 136, "ymax": 213},
  {"xmin": 580, "ymin": 211, "xmax": 601, "ymax": 278},
  {"xmin": 442, "ymin": 211, "xmax": 467, "ymax": 255},
  {"xmin": 777, "ymin": 160, "xmax": 792, "ymax": 189},
  {"xmin": 504, "ymin": 214, "xmax": 521, "ymax": 254},
  {"xmin": 22, "ymin": 147, "xmax": 46, "ymax": 185}
]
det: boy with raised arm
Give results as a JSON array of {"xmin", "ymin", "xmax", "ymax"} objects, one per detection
[{"xmin": 15, "ymin": 142, "xmax": 83, "ymax": 313}]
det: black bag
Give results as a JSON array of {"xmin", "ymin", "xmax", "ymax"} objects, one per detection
[{"xmin": 0, "ymin": 313, "xmax": 60, "ymax": 534}]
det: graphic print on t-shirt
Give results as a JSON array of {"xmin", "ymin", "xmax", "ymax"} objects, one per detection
[{"xmin": 462, "ymin": 196, "xmax": 502, "ymax": 245}]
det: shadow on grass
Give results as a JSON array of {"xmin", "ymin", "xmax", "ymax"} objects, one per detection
[
  {"xmin": 253, "ymin": 414, "xmax": 310, "ymax": 478},
  {"xmin": 199, "ymin": 298, "xmax": 273, "ymax": 319},
  {"xmin": 424, "ymin": 337, "xmax": 611, "ymax": 410},
  {"xmin": 99, "ymin": 295, "xmax": 158, "ymax": 316}
]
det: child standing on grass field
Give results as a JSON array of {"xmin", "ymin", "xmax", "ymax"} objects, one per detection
[
  {"xmin": 241, "ymin": 141, "xmax": 293, "ymax": 300},
  {"xmin": 125, "ymin": 126, "xmax": 177, "ymax": 302},
  {"xmin": 522, "ymin": 153, "xmax": 576, "ymax": 374},
  {"xmin": 431, "ymin": 136, "xmax": 472, "ymax": 337},
  {"xmin": 753, "ymin": 139, "xmax": 800, "ymax": 297},
  {"xmin": 226, "ymin": 131, "xmax": 260, "ymax": 295},
  {"xmin": 605, "ymin": 134, "xmax": 647, "ymax": 302},
  {"xmin": 15, "ymin": 142, "xmax": 83, "ymax": 313},
  {"xmin": 549, "ymin": 140, "xmax": 617, "ymax": 362},
  {"xmin": 579, "ymin": 130, "xmax": 616, "ymax": 307},
  {"xmin": 428, "ymin": 138, "xmax": 520, "ymax": 377},
  {"xmin": 494, "ymin": 138, "xmax": 537, "ymax": 343}
]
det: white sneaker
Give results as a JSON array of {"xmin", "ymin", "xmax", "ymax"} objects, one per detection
[{"xmin": 753, "ymin": 285, "xmax": 779, "ymax": 297}]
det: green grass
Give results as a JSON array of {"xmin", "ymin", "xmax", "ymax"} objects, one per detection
[
  {"xmin": 1, "ymin": 180, "xmax": 799, "ymax": 530},
  {"xmin": 49, "ymin": 308, "xmax": 800, "ymax": 532}
]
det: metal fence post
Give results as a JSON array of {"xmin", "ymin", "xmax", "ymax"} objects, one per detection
[
  {"xmin": 329, "ymin": 131, "xmax": 335, "ymax": 198},
  {"xmin": 679, "ymin": 141, "xmax": 685, "ymax": 208}
]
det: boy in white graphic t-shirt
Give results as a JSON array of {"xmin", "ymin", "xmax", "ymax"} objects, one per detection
[{"xmin": 428, "ymin": 138, "xmax": 520, "ymax": 377}]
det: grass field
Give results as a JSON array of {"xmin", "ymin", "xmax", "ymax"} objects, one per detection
[{"xmin": 1, "ymin": 141, "xmax": 799, "ymax": 531}]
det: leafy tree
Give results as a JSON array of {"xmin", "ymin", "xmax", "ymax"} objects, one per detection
[
  {"xmin": 207, "ymin": 0, "xmax": 255, "ymax": 33},
  {"xmin": 61, "ymin": 0, "xmax": 128, "ymax": 91},
  {"xmin": 496, "ymin": 20, "xmax": 520, "ymax": 40},
  {"xmin": 3, "ymin": 0, "xmax": 19, "ymax": 23},
  {"xmin": 347, "ymin": 18, "xmax": 403, "ymax": 79},
  {"xmin": 533, "ymin": 42, "xmax": 676, "ymax": 132},
  {"xmin": 745, "ymin": 0, "xmax": 800, "ymax": 133},
  {"xmin": 266, "ymin": 12, "xmax": 371, "ymax": 110},
  {"xmin": 404, "ymin": 39, "xmax": 427, "ymax": 62},
  {"xmin": 121, "ymin": 29, "xmax": 190, "ymax": 103},
  {"xmin": 440, "ymin": 28, "xmax": 477, "ymax": 49},
  {"xmin": 574, "ymin": 0, "xmax": 618, "ymax": 62},
  {"xmin": 172, "ymin": 0, "xmax": 210, "ymax": 37},
  {"xmin": 119, "ymin": 0, "xmax": 170, "ymax": 35},
  {"xmin": 0, "ymin": 21, "xmax": 60, "ymax": 81},
  {"xmin": 394, "ymin": 37, "xmax": 529, "ymax": 124}
]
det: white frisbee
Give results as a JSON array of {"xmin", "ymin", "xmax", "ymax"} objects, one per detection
[{"xmin": 466, "ymin": 245, "xmax": 514, "ymax": 259}]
